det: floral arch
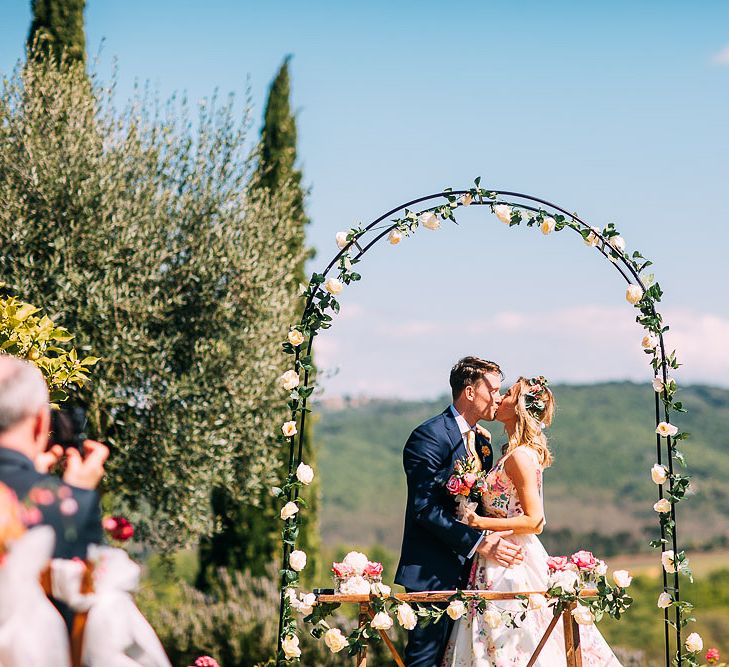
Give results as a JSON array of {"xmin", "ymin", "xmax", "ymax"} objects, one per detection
[{"xmin": 273, "ymin": 179, "xmax": 696, "ymax": 666}]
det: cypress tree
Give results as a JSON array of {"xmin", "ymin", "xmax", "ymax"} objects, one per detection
[
  {"xmin": 27, "ymin": 0, "xmax": 86, "ymax": 64},
  {"xmin": 197, "ymin": 56, "xmax": 320, "ymax": 584}
]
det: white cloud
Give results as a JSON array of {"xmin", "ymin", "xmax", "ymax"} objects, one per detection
[
  {"xmin": 711, "ymin": 45, "xmax": 729, "ymax": 65},
  {"xmin": 313, "ymin": 303, "xmax": 729, "ymax": 399}
]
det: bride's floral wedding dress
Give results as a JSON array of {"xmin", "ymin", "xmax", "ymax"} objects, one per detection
[{"xmin": 442, "ymin": 446, "xmax": 622, "ymax": 667}]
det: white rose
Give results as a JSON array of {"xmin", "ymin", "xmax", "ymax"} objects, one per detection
[
  {"xmin": 657, "ymin": 592, "xmax": 673, "ymax": 608},
  {"xmin": 656, "ymin": 421, "xmax": 679, "ymax": 437},
  {"xmin": 282, "ymin": 635, "xmax": 301, "ymax": 659},
  {"xmin": 396, "ymin": 603, "xmax": 418, "ymax": 630},
  {"xmin": 584, "ymin": 228, "xmax": 600, "ymax": 247},
  {"xmin": 335, "ymin": 231, "xmax": 349, "ymax": 249},
  {"xmin": 339, "ymin": 575, "xmax": 371, "ymax": 596},
  {"xmin": 493, "ymin": 204, "xmax": 511, "ymax": 224},
  {"xmin": 595, "ymin": 560, "xmax": 608, "ymax": 576},
  {"xmin": 282, "ymin": 421, "xmax": 298, "ymax": 437},
  {"xmin": 388, "ymin": 229, "xmax": 403, "ymax": 245},
  {"xmin": 370, "ymin": 582, "xmax": 391, "ymax": 597},
  {"xmin": 571, "ymin": 604, "xmax": 595, "ymax": 625},
  {"xmin": 527, "ymin": 594, "xmax": 547, "ymax": 610},
  {"xmin": 661, "ymin": 550, "xmax": 676, "ymax": 573},
  {"xmin": 462, "ymin": 193, "xmax": 473, "ymax": 206},
  {"xmin": 324, "ymin": 628, "xmax": 348, "ymax": 653},
  {"xmin": 549, "ymin": 569, "xmax": 579, "ymax": 594},
  {"xmin": 325, "ymin": 277, "xmax": 344, "ymax": 295},
  {"xmin": 280, "ymin": 501, "xmax": 299, "ymax": 521},
  {"xmin": 446, "ymin": 600, "xmax": 466, "ymax": 620},
  {"xmin": 342, "ymin": 255, "xmax": 352, "ymax": 270},
  {"xmin": 642, "ymin": 334, "xmax": 659, "ymax": 349},
  {"xmin": 654, "ymin": 498, "xmax": 672, "ymax": 513},
  {"xmin": 651, "ymin": 464, "xmax": 668, "ymax": 485},
  {"xmin": 613, "ymin": 570, "xmax": 633, "ymax": 588},
  {"xmin": 610, "ymin": 235, "xmax": 626, "ymax": 253},
  {"xmin": 296, "ymin": 594, "xmax": 315, "ymax": 616},
  {"xmin": 296, "ymin": 462, "xmax": 314, "ymax": 485},
  {"xmin": 652, "ymin": 377, "xmax": 665, "ymax": 393},
  {"xmin": 280, "ymin": 369, "xmax": 300, "ymax": 391},
  {"xmin": 289, "ymin": 550, "xmax": 307, "ymax": 572},
  {"xmin": 625, "ymin": 284, "xmax": 643, "ymax": 305},
  {"xmin": 370, "ymin": 611, "xmax": 393, "ymax": 630},
  {"xmin": 287, "ymin": 329, "xmax": 305, "ymax": 346},
  {"xmin": 419, "ymin": 211, "xmax": 440, "ymax": 230},
  {"xmin": 301, "ymin": 592, "xmax": 316, "ymax": 607},
  {"xmin": 343, "ymin": 551, "xmax": 369, "ymax": 575},
  {"xmin": 685, "ymin": 632, "xmax": 703, "ymax": 653},
  {"xmin": 540, "ymin": 217, "xmax": 556, "ymax": 235},
  {"xmin": 483, "ymin": 606, "xmax": 502, "ymax": 628}
]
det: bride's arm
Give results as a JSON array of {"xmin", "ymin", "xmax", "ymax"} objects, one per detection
[{"xmin": 465, "ymin": 448, "xmax": 545, "ymax": 535}]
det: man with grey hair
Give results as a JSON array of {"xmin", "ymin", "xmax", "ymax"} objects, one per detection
[{"xmin": 0, "ymin": 355, "xmax": 108, "ymax": 559}]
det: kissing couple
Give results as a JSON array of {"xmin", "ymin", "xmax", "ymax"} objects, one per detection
[{"xmin": 394, "ymin": 356, "xmax": 622, "ymax": 666}]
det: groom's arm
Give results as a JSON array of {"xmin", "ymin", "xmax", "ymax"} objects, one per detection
[{"xmin": 404, "ymin": 427, "xmax": 482, "ymax": 558}]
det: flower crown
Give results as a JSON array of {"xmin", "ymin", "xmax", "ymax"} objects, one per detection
[{"xmin": 523, "ymin": 375, "xmax": 550, "ymax": 419}]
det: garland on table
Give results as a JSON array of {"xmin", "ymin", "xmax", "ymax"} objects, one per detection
[{"xmin": 274, "ymin": 178, "xmax": 697, "ymax": 665}]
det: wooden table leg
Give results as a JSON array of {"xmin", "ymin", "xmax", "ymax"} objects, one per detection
[
  {"xmin": 562, "ymin": 603, "xmax": 583, "ymax": 667},
  {"xmin": 356, "ymin": 602, "xmax": 369, "ymax": 667}
]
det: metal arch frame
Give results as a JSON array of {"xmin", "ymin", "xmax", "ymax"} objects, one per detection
[{"xmin": 277, "ymin": 188, "xmax": 683, "ymax": 666}]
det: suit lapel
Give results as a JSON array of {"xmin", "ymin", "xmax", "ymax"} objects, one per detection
[{"xmin": 442, "ymin": 408, "xmax": 467, "ymax": 461}]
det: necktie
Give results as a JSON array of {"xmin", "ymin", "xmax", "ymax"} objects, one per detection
[{"xmin": 466, "ymin": 429, "xmax": 482, "ymax": 471}]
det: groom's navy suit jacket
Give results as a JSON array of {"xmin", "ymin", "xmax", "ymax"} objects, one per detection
[{"xmin": 395, "ymin": 407, "xmax": 494, "ymax": 592}]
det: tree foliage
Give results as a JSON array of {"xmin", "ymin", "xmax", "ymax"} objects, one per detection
[
  {"xmin": 0, "ymin": 56, "xmax": 303, "ymax": 550},
  {"xmin": 28, "ymin": 0, "xmax": 86, "ymax": 64}
]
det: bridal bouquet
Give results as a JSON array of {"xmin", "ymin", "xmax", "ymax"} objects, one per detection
[
  {"xmin": 445, "ymin": 456, "xmax": 487, "ymax": 521},
  {"xmin": 332, "ymin": 551, "xmax": 388, "ymax": 595}
]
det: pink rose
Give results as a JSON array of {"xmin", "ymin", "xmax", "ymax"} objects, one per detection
[
  {"xmin": 571, "ymin": 550, "xmax": 597, "ymax": 571},
  {"xmin": 28, "ymin": 487, "xmax": 55, "ymax": 506},
  {"xmin": 706, "ymin": 648, "xmax": 720, "ymax": 664},
  {"xmin": 364, "ymin": 561, "xmax": 383, "ymax": 578},
  {"xmin": 104, "ymin": 516, "xmax": 134, "ymax": 541},
  {"xmin": 546, "ymin": 556, "xmax": 569, "ymax": 572},
  {"xmin": 191, "ymin": 658, "xmax": 220, "ymax": 667},
  {"xmin": 462, "ymin": 473, "xmax": 477, "ymax": 489},
  {"xmin": 446, "ymin": 476, "xmax": 463, "ymax": 495},
  {"xmin": 332, "ymin": 562, "xmax": 355, "ymax": 578}
]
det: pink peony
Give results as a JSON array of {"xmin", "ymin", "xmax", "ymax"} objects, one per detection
[
  {"xmin": 546, "ymin": 556, "xmax": 570, "ymax": 572},
  {"xmin": 332, "ymin": 562, "xmax": 355, "ymax": 578},
  {"xmin": 571, "ymin": 550, "xmax": 598, "ymax": 571},
  {"xmin": 462, "ymin": 473, "xmax": 477, "ymax": 489},
  {"xmin": 364, "ymin": 561, "xmax": 383, "ymax": 578},
  {"xmin": 190, "ymin": 657, "xmax": 220, "ymax": 667},
  {"xmin": 446, "ymin": 476, "xmax": 464, "ymax": 495},
  {"xmin": 706, "ymin": 648, "xmax": 720, "ymax": 664},
  {"xmin": 103, "ymin": 516, "xmax": 134, "ymax": 541}
]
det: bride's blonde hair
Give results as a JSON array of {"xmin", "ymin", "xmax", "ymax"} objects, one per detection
[
  {"xmin": 504, "ymin": 376, "xmax": 555, "ymax": 468},
  {"xmin": 0, "ymin": 483, "xmax": 25, "ymax": 561}
]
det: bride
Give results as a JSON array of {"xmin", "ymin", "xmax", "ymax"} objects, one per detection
[{"xmin": 442, "ymin": 376, "xmax": 622, "ymax": 666}]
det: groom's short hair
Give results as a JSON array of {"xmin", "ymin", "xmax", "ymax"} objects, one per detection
[{"xmin": 449, "ymin": 356, "xmax": 503, "ymax": 399}]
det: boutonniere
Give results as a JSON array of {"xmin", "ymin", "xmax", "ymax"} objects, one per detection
[{"xmin": 481, "ymin": 444, "xmax": 491, "ymax": 458}]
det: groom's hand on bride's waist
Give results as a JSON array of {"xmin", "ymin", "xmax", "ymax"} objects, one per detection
[{"xmin": 476, "ymin": 530, "xmax": 524, "ymax": 568}]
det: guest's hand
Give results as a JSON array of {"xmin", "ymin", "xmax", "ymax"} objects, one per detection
[
  {"xmin": 477, "ymin": 530, "xmax": 524, "ymax": 568},
  {"xmin": 464, "ymin": 509, "xmax": 484, "ymax": 529},
  {"xmin": 63, "ymin": 440, "xmax": 109, "ymax": 490},
  {"xmin": 34, "ymin": 444, "xmax": 64, "ymax": 474}
]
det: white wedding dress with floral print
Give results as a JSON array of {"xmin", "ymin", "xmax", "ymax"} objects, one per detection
[{"xmin": 442, "ymin": 446, "xmax": 622, "ymax": 667}]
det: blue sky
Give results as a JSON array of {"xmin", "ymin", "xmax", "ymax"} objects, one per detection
[{"xmin": 2, "ymin": 1, "xmax": 728, "ymax": 397}]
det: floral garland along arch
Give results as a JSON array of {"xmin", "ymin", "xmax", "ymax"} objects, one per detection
[{"xmin": 274, "ymin": 179, "xmax": 696, "ymax": 667}]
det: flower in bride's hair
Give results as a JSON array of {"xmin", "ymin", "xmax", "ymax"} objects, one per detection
[
  {"xmin": 289, "ymin": 550, "xmax": 307, "ymax": 572},
  {"xmin": 571, "ymin": 604, "xmax": 595, "ymax": 625},
  {"xmin": 651, "ymin": 464, "xmax": 668, "ymax": 485},
  {"xmin": 656, "ymin": 421, "xmax": 679, "ymax": 438},
  {"xmin": 653, "ymin": 498, "xmax": 671, "ymax": 513},
  {"xmin": 335, "ymin": 231, "xmax": 349, "ymax": 249},
  {"xmin": 388, "ymin": 229, "xmax": 403, "ymax": 245},
  {"xmin": 280, "ymin": 370, "xmax": 300, "ymax": 391},
  {"xmin": 280, "ymin": 502, "xmax": 299, "ymax": 520},
  {"xmin": 324, "ymin": 628, "xmax": 347, "ymax": 653},
  {"xmin": 287, "ymin": 329, "xmax": 305, "ymax": 346},
  {"xmin": 419, "ymin": 211, "xmax": 440, "ymax": 230},
  {"xmin": 446, "ymin": 600, "xmax": 466, "ymax": 620},
  {"xmin": 296, "ymin": 463, "xmax": 314, "ymax": 485},
  {"xmin": 370, "ymin": 611, "xmax": 393, "ymax": 630},
  {"xmin": 282, "ymin": 421, "xmax": 298, "ymax": 437},
  {"xmin": 642, "ymin": 333, "xmax": 659, "ymax": 349},
  {"xmin": 396, "ymin": 603, "xmax": 418, "ymax": 630},
  {"xmin": 483, "ymin": 606, "xmax": 502, "ymax": 628},
  {"xmin": 540, "ymin": 217, "xmax": 556, "ymax": 235},
  {"xmin": 661, "ymin": 550, "xmax": 676, "ymax": 573},
  {"xmin": 625, "ymin": 284, "xmax": 643, "ymax": 304},
  {"xmin": 657, "ymin": 592, "xmax": 672, "ymax": 608},
  {"xmin": 325, "ymin": 277, "xmax": 344, "ymax": 295},
  {"xmin": 493, "ymin": 204, "xmax": 511, "ymax": 224}
]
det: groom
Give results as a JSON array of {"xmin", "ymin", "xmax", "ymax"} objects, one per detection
[{"xmin": 395, "ymin": 356, "xmax": 524, "ymax": 667}]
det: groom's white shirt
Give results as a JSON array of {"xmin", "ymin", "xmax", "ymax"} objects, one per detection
[{"xmin": 449, "ymin": 404, "xmax": 485, "ymax": 558}]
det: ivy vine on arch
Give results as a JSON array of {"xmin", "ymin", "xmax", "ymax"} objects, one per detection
[{"xmin": 273, "ymin": 179, "xmax": 696, "ymax": 667}]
